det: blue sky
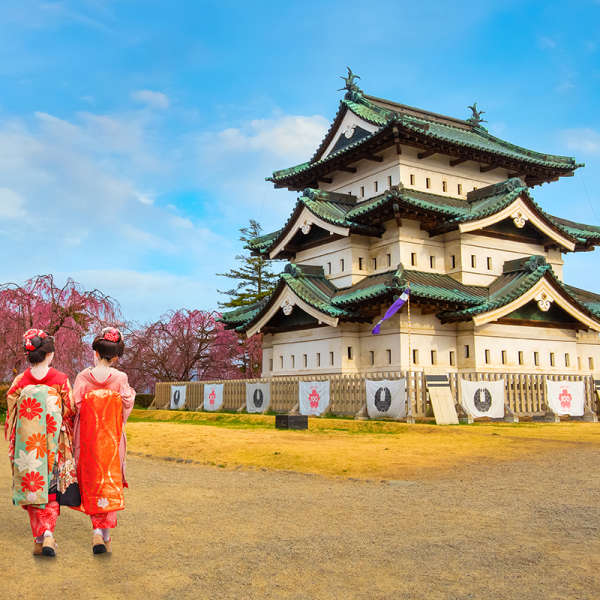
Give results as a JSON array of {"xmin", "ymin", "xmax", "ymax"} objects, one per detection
[{"xmin": 0, "ymin": 0, "xmax": 599, "ymax": 323}]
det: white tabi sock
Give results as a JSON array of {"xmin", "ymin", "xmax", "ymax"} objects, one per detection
[
  {"xmin": 93, "ymin": 528, "xmax": 103, "ymax": 537},
  {"xmin": 43, "ymin": 530, "xmax": 53, "ymax": 538},
  {"xmin": 101, "ymin": 528, "xmax": 110, "ymax": 541}
]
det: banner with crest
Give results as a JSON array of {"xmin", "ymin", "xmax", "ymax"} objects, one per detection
[
  {"xmin": 546, "ymin": 379, "xmax": 585, "ymax": 416},
  {"xmin": 170, "ymin": 385, "xmax": 187, "ymax": 410},
  {"xmin": 365, "ymin": 379, "xmax": 406, "ymax": 419},
  {"xmin": 246, "ymin": 383, "xmax": 270, "ymax": 413},
  {"xmin": 460, "ymin": 379, "xmax": 505, "ymax": 419},
  {"xmin": 203, "ymin": 383, "xmax": 224, "ymax": 411},
  {"xmin": 298, "ymin": 381, "xmax": 330, "ymax": 416}
]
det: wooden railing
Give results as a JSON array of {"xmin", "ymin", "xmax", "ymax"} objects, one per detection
[{"xmin": 154, "ymin": 371, "xmax": 598, "ymax": 418}]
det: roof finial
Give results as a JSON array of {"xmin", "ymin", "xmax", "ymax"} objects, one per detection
[
  {"xmin": 467, "ymin": 102, "xmax": 487, "ymax": 127},
  {"xmin": 338, "ymin": 67, "xmax": 362, "ymax": 94}
]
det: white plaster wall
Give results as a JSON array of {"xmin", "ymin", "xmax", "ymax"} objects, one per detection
[{"xmin": 322, "ymin": 111, "xmax": 379, "ymax": 158}]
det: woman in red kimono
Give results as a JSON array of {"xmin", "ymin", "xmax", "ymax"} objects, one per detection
[
  {"xmin": 5, "ymin": 329, "xmax": 78, "ymax": 557},
  {"xmin": 73, "ymin": 327, "xmax": 135, "ymax": 554}
]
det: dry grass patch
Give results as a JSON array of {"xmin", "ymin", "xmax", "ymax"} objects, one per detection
[{"xmin": 126, "ymin": 410, "xmax": 600, "ymax": 480}]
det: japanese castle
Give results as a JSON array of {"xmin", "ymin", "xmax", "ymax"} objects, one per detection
[{"xmin": 221, "ymin": 70, "xmax": 600, "ymax": 377}]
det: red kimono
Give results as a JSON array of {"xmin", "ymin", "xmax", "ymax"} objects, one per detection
[{"xmin": 73, "ymin": 367, "xmax": 135, "ymax": 529}]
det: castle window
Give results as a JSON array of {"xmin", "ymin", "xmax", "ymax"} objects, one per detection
[
  {"xmin": 426, "ymin": 177, "xmax": 431, "ymax": 189},
  {"xmin": 388, "ymin": 175, "xmax": 393, "ymax": 187},
  {"xmin": 487, "ymin": 257, "xmax": 492, "ymax": 270},
  {"xmin": 374, "ymin": 181, "xmax": 379, "ymax": 193},
  {"xmin": 412, "ymin": 349, "xmax": 419, "ymax": 365},
  {"xmin": 340, "ymin": 258, "xmax": 345, "ymax": 272},
  {"xmin": 317, "ymin": 353, "xmax": 321, "ymax": 367},
  {"xmin": 410, "ymin": 174, "xmax": 415, "ymax": 186},
  {"xmin": 430, "ymin": 350, "xmax": 437, "ymax": 365},
  {"xmin": 411, "ymin": 252, "xmax": 417, "ymax": 266},
  {"xmin": 501, "ymin": 350, "xmax": 507, "ymax": 365},
  {"xmin": 473, "ymin": 186, "xmax": 478, "ymax": 191},
  {"xmin": 457, "ymin": 183, "xmax": 463, "ymax": 195},
  {"xmin": 589, "ymin": 357, "xmax": 594, "ymax": 370},
  {"xmin": 303, "ymin": 354, "xmax": 308, "ymax": 368},
  {"xmin": 565, "ymin": 353, "xmax": 570, "ymax": 367},
  {"xmin": 451, "ymin": 255, "xmax": 456, "ymax": 269},
  {"xmin": 359, "ymin": 257, "xmax": 364, "ymax": 270},
  {"xmin": 518, "ymin": 351, "xmax": 524, "ymax": 365},
  {"xmin": 471, "ymin": 255, "xmax": 476, "ymax": 268},
  {"xmin": 386, "ymin": 349, "xmax": 392, "ymax": 364},
  {"xmin": 430, "ymin": 256, "xmax": 435, "ymax": 269},
  {"xmin": 372, "ymin": 257, "xmax": 377, "ymax": 270},
  {"xmin": 550, "ymin": 352, "xmax": 555, "ymax": 367},
  {"xmin": 442, "ymin": 180, "xmax": 447, "ymax": 192},
  {"xmin": 370, "ymin": 351, "xmax": 375, "ymax": 365},
  {"xmin": 330, "ymin": 351, "xmax": 334, "ymax": 366},
  {"xmin": 387, "ymin": 253, "xmax": 391, "ymax": 267},
  {"xmin": 291, "ymin": 355, "xmax": 295, "ymax": 368},
  {"xmin": 280, "ymin": 356, "xmax": 283, "ymax": 368},
  {"xmin": 269, "ymin": 358, "xmax": 273, "ymax": 371},
  {"xmin": 327, "ymin": 262, "xmax": 331, "ymax": 275},
  {"xmin": 485, "ymin": 349, "xmax": 490, "ymax": 364},
  {"xmin": 578, "ymin": 356, "xmax": 582, "ymax": 370},
  {"xmin": 360, "ymin": 186, "xmax": 365, "ymax": 197},
  {"xmin": 449, "ymin": 351, "xmax": 455, "ymax": 366},
  {"xmin": 534, "ymin": 351, "xmax": 539, "ymax": 366},
  {"xmin": 465, "ymin": 345, "xmax": 470, "ymax": 359},
  {"xmin": 347, "ymin": 346, "xmax": 353, "ymax": 360}
]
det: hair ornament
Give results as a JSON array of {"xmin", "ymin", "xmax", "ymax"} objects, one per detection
[
  {"xmin": 102, "ymin": 327, "xmax": 122, "ymax": 343},
  {"xmin": 23, "ymin": 329, "xmax": 49, "ymax": 353}
]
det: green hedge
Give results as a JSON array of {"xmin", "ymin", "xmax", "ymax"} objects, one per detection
[{"xmin": 134, "ymin": 393, "xmax": 154, "ymax": 408}]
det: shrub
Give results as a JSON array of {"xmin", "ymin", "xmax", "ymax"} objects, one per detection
[
  {"xmin": 0, "ymin": 382, "xmax": 9, "ymax": 410},
  {"xmin": 135, "ymin": 393, "xmax": 154, "ymax": 409}
]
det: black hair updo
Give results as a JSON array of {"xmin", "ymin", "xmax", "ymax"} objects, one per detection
[
  {"xmin": 92, "ymin": 327, "xmax": 125, "ymax": 361},
  {"xmin": 23, "ymin": 329, "xmax": 55, "ymax": 365}
]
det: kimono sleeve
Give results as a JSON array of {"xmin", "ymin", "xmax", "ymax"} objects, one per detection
[
  {"xmin": 119, "ymin": 373, "xmax": 136, "ymax": 424},
  {"xmin": 5, "ymin": 373, "xmax": 24, "ymax": 460}
]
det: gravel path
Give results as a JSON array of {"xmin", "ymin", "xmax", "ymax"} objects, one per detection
[{"xmin": 2, "ymin": 439, "xmax": 599, "ymax": 599}]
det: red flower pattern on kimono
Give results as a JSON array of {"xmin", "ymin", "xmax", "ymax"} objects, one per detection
[
  {"xmin": 21, "ymin": 471, "xmax": 44, "ymax": 493},
  {"xmin": 46, "ymin": 413, "xmax": 57, "ymax": 435},
  {"xmin": 19, "ymin": 397, "xmax": 43, "ymax": 420},
  {"xmin": 48, "ymin": 451, "xmax": 56, "ymax": 471},
  {"xmin": 25, "ymin": 433, "xmax": 47, "ymax": 458}
]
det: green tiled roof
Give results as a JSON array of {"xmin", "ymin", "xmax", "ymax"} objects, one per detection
[
  {"xmin": 268, "ymin": 91, "xmax": 581, "ymax": 185},
  {"xmin": 252, "ymin": 178, "xmax": 598, "ymax": 257},
  {"xmin": 221, "ymin": 256, "xmax": 600, "ymax": 334}
]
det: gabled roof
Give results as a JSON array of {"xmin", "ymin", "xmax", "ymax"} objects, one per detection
[
  {"xmin": 248, "ymin": 188, "xmax": 383, "ymax": 258},
  {"xmin": 439, "ymin": 255, "xmax": 600, "ymax": 330},
  {"xmin": 267, "ymin": 90, "xmax": 582, "ymax": 190},
  {"xmin": 220, "ymin": 256, "xmax": 600, "ymax": 335},
  {"xmin": 251, "ymin": 179, "xmax": 599, "ymax": 255}
]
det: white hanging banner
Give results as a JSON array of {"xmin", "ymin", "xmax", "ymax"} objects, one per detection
[
  {"xmin": 546, "ymin": 379, "xmax": 585, "ymax": 416},
  {"xmin": 460, "ymin": 379, "xmax": 505, "ymax": 419},
  {"xmin": 204, "ymin": 383, "xmax": 224, "ymax": 411},
  {"xmin": 299, "ymin": 381, "xmax": 330, "ymax": 416},
  {"xmin": 365, "ymin": 379, "xmax": 407, "ymax": 419},
  {"xmin": 246, "ymin": 383, "xmax": 270, "ymax": 413},
  {"xmin": 170, "ymin": 385, "xmax": 187, "ymax": 410}
]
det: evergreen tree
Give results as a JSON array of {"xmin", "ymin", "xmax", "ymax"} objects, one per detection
[{"xmin": 217, "ymin": 219, "xmax": 279, "ymax": 309}]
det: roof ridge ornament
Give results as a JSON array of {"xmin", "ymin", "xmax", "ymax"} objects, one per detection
[
  {"xmin": 338, "ymin": 67, "xmax": 362, "ymax": 97},
  {"xmin": 466, "ymin": 102, "xmax": 487, "ymax": 128}
]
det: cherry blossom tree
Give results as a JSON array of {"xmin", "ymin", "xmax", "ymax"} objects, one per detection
[
  {"xmin": 120, "ymin": 309, "xmax": 262, "ymax": 391},
  {"xmin": 0, "ymin": 274, "xmax": 121, "ymax": 380}
]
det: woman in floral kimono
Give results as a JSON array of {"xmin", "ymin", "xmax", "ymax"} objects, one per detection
[
  {"xmin": 5, "ymin": 329, "xmax": 78, "ymax": 557},
  {"xmin": 73, "ymin": 327, "xmax": 135, "ymax": 554}
]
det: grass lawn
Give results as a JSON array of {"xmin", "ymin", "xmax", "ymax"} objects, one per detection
[{"xmin": 126, "ymin": 409, "xmax": 600, "ymax": 480}]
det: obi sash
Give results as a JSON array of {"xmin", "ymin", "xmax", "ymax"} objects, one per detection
[
  {"xmin": 12, "ymin": 385, "xmax": 62, "ymax": 507},
  {"xmin": 78, "ymin": 389, "xmax": 124, "ymax": 514}
]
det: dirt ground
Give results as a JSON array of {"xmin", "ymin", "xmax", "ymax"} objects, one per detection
[{"xmin": 2, "ymin": 429, "xmax": 600, "ymax": 599}]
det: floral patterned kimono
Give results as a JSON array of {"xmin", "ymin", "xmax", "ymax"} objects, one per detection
[
  {"xmin": 5, "ymin": 368, "xmax": 77, "ymax": 538},
  {"xmin": 73, "ymin": 367, "xmax": 135, "ymax": 529}
]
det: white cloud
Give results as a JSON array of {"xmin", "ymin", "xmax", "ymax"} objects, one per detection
[
  {"xmin": 131, "ymin": 89, "xmax": 170, "ymax": 110},
  {"xmin": 169, "ymin": 215, "xmax": 194, "ymax": 229},
  {"xmin": 0, "ymin": 188, "xmax": 27, "ymax": 218},
  {"xmin": 562, "ymin": 128, "xmax": 600, "ymax": 154},
  {"xmin": 214, "ymin": 114, "xmax": 329, "ymax": 163},
  {"xmin": 538, "ymin": 36, "xmax": 557, "ymax": 50}
]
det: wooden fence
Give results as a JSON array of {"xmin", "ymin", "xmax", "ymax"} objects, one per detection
[{"xmin": 154, "ymin": 371, "xmax": 598, "ymax": 419}]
